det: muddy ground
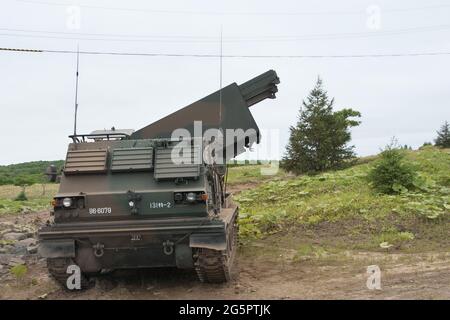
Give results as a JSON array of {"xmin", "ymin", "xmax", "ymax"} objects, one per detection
[{"xmin": 0, "ymin": 209, "xmax": 449, "ymax": 300}]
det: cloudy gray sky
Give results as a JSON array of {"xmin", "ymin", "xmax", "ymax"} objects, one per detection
[{"xmin": 0, "ymin": 0, "xmax": 449, "ymax": 165}]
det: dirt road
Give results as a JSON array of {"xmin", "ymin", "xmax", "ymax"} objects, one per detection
[{"xmin": 0, "ymin": 210, "xmax": 449, "ymax": 300}]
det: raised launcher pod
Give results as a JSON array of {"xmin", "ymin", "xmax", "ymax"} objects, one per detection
[
  {"xmin": 131, "ymin": 70, "xmax": 280, "ymax": 159},
  {"xmin": 38, "ymin": 70, "xmax": 280, "ymax": 288}
]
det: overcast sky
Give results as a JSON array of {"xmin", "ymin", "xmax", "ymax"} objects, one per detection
[{"xmin": 0, "ymin": 0, "xmax": 449, "ymax": 165}]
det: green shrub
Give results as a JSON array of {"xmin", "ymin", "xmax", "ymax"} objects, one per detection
[
  {"xmin": 14, "ymin": 190, "xmax": 28, "ymax": 201},
  {"xmin": 368, "ymin": 146, "xmax": 417, "ymax": 194},
  {"xmin": 10, "ymin": 264, "xmax": 28, "ymax": 280}
]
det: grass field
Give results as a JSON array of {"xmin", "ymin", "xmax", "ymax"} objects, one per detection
[
  {"xmin": 226, "ymin": 161, "xmax": 287, "ymax": 185},
  {"xmin": 235, "ymin": 146, "xmax": 450, "ymax": 252},
  {"xmin": 0, "ymin": 184, "xmax": 59, "ymax": 215}
]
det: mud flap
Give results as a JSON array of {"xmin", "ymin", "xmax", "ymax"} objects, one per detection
[
  {"xmin": 189, "ymin": 233, "xmax": 227, "ymax": 251},
  {"xmin": 175, "ymin": 244, "xmax": 194, "ymax": 269},
  {"xmin": 38, "ymin": 240, "xmax": 76, "ymax": 258}
]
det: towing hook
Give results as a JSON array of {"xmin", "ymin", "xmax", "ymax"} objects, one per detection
[
  {"xmin": 162, "ymin": 240, "xmax": 174, "ymax": 255},
  {"xmin": 93, "ymin": 242, "xmax": 105, "ymax": 258}
]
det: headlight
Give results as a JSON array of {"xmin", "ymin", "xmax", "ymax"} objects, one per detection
[
  {"xmin": 128, "ymin": 200, "xmax": 135, "ymax": 208},
  {"xmin": 174, "ymin": 193, "xmax": 183, "ymax": 202},
  {"xmin": 186, "ymin": 192, "xmax": 196, "ymax": 202},
  {"xmin": 62, "ymin": 197, "xmax": 72, "ymax": 208}
]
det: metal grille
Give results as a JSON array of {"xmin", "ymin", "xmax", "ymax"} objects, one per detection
[
  {"xmin": 111, "ymin": 147, "xmax": 153, "ymax": 172},
  {"xmin": 64, "ymin": 149, "xmax": 107, "ymax": 174},
  {"xmin": 154, "ymin": 146, "xmax": 201, "ymax": 180}
]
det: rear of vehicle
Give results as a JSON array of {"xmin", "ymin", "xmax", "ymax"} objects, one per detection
[{"xmin": 38, "ymin": 137, "xmax": 237, "ymax": 287}]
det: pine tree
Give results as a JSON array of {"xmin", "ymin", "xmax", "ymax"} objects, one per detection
[
  {"xmin": 434, "ymin": 121, "xmax": 450, "ymax": 148},
  {"xmin": 282, "ymin": 77, "xmax": 361, "ymax": 174}
]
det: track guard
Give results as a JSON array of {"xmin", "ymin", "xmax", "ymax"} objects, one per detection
[
  {"xmin": 189, "ymin": 233, "xmax": 227, "ymax": 251},
  {"xmin": 38, "ymin": 240, "xmax": 76, "ymax": 258}
]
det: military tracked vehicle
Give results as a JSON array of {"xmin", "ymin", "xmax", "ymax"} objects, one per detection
[{"xmin": 38, "ymin": 70, "xmax": 280, "ymax": 287}]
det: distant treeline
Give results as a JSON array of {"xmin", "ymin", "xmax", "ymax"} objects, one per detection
[{"xmin": 0, "ymin": 160, "xmax": 64, "ymax": 186}]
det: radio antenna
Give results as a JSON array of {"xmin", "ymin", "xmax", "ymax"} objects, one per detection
[
  {"xmin": 73, "ymin": 45, "xmax": 80, "ymax": 136},
  {"xmin": 219, "ymin": 26, "xmax": 223, "ymax": 125}
]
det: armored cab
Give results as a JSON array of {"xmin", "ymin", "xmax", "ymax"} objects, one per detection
[{"xmin": 38, "ymin": 70, "xmax": 280, "ymax": 287}]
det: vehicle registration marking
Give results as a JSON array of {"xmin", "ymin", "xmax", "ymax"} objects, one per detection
[
  {"xmin": 149, "ymin": 202, "xmax": 172, "ymax": 209},
  {"xmin": 89, "ymin": 207, "xmax": 112, "ymax": 215}
]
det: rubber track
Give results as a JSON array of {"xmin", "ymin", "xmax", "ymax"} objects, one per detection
[
  {"xmin": 194, "ymin": 215, "xmax": 238, "ymax": 283},
  {"xmin": 46, "ymin": 258, "xmax": 92, "ymax": 289}
]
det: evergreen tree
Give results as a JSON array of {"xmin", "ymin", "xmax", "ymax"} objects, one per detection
[
  {"xmin": 368, "ymin": 143, "xmax": 416, "ymax": 195},
  {"xmin": 282, "ymin": 77, "xmax": 361, "ymax": 174},
  {"xmin": 434, "ymin": 121, "xmax": 450, "ymax": 148}
]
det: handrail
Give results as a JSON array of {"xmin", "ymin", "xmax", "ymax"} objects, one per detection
[{"xmin": 69, "ymin": 132, "xmax": 131, "ymax": 143}]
